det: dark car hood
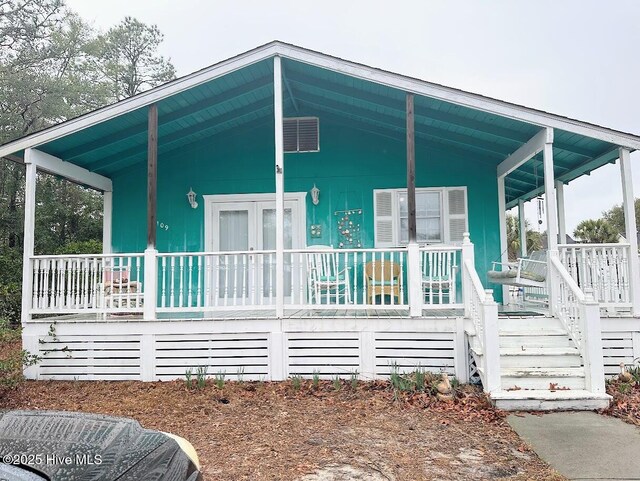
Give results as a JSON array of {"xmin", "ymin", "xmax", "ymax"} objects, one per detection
[{"xmin": 0, "ymin": 410, "xmax": 201, "ymax": 481}]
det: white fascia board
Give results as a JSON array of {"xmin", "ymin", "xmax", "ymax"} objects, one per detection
[
  {"xmin": 0, "ymin": 44, "xmax": 280, "ymax": 159},
  {"xmin": 497, "ymin": 127, "xmax": 552, "ymax": 178},
  {"xmin": 275, "ymin": 44, "xmax": 640, "ymax": 150},
  {"xmin": 26, "ymin": 148, "xmax": 112, "ymax": 192}
]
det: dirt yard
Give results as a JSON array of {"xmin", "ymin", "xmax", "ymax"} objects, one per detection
[
  {"xmin": 603, "ymin": 376, "xmax": 640, "ymax": 427},
  {"xmin": 0, "ymin": 377, "xmax": 565, "ymax": 481}
]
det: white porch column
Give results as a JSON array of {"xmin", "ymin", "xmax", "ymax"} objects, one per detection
[
  {"xmin": 274, "ymin": 56, "xmax": 285, "ymax": 319},
  {"xmin": 555, "ymin": 180, "xmax": 566, "ymax": 244},
  {"xmin": 518, "ymin": 200, "xmax": 527, "ymax": 258},
  {"xmin": 103, "ymin": 190, "xmax": 112, "ymax": 254},
  {"xmin": 619, "ymin": 147, "xmax": 640, "ymax": 316},
  {"xmin": 20, "ymin": 150, "xmax": 37, "ymax": 326},
  {"xmin": 497, "ymin": 176, "xmax": 509, "ymax": 304},
  {"xmin": 543, "ymin": 132, "xmax": 559, "ymax": 313}
]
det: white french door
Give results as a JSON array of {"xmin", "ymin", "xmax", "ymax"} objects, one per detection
[{"xmin": 206, "ymin": 193, "xmax": 305, "ymax": 306}]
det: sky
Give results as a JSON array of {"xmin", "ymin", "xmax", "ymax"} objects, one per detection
[{"xmin": 65, "ymin": 0, "xmax": 640, "ymax": 234}]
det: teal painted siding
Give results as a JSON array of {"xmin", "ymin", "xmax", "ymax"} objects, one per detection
[{"xmin": 111, "ymin": 119, "xmax": 501, "ymax": 292}]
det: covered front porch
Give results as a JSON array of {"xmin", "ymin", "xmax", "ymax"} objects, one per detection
[{"xmin": 3, "ymin": 42, "xmax": 640, "ymax": 409}]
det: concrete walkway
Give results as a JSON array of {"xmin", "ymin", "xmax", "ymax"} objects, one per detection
[{"xmin": 508, "ymin": 412, "xmax": 640, "ymax": 481}]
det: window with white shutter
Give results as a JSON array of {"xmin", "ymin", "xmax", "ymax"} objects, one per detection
[
  {"xmin": 373, "ymin": 187, "xmax": 468, "ymax": 247},
  {"xmin": 283, "ymin": 117, "xmax": 319, "ymax": 152},
  {"xmin": 374, "ymin": 190, "xmax": 395, "ymax": 247},
  {"xmin": 446, "ymin": 188, "xmax": 468, "ymax": 243}
]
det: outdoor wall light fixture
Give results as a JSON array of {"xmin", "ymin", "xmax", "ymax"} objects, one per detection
[
  {"xmin": 186, "ymin": 188, "xmax": 198, "ymax": 209},
  {"xmin": 310, "ymin": 183, "xmax": 320, "ymax": 205}
]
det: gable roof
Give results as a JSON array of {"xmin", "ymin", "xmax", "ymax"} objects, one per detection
[{"xmin": 1, "ymin": 40, "xmax": 638, "ymax": 207}]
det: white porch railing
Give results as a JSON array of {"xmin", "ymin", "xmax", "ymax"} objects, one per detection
[
  {"xmin": 157, "ymin": 250, "xmax": 278, "ymax": 310},
  {"xmin": 461, "ymin": 235, "xmax": 500, "ymax": 393},
  {"xmin": 30, "ymin": 253, "xmax": 144, "ymax": 314},
  {"xmin": 559, "ymin": 243, "xmax": 632, "ymax": 309},
  {"xmin": 28, "ymin": 244, "xmax": 468, "ymax": 316},
  {"xmin": 419, "ymin": 246, "xmax": 462, "ymax": 308},
  {"xmin": 549, "ymin": 255, "xmax": 606, "ymax": 393}
]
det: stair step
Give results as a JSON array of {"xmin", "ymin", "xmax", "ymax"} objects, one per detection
[
  {"xmin": 491, "ymin": 389, "xmax": 612, "ymax": 411},
  {"xmin": 501, "ymin": 367, "xmax": 586, "ymax": 390},
  {"xmin": 498, "ymin": 329, "xmax": 568, "ymax": 337},
  {"xmin": 499, "ymin": 317, "xmax": 563, "ymax": 331},
  {"xmin": 500, "ymin": 348, "xmax": 582, "ymax": 369},
  {"xmin": 499, "ymin": 334, "xmax": 574, "ymax": 349}
]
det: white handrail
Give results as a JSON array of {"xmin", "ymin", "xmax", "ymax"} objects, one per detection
[{"xmin": 549, "ymin": 255, "xmax": 606, "ymax": 393}]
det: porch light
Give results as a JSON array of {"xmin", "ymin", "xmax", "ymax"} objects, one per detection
[
  {"xmin": 310, "ymin": 183, "xmax": 320, "ymax": 205},
  {"xmin": 187, "ymin": 188, "xmax": 198, "ymax": 209}
]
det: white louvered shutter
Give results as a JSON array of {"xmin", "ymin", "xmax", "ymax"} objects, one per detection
[
  {"xmin": 283, "ymin": 119, "xmax": 298, "ymax": 152},
  {"xmin": 447, "ymin": 188, "xmax": 468, "ymax": 243},
  {"xmin": 374, "ymin": 190, "xmax": 395, "ymax": 247},
  {"xmin": 298, "ymin": 118, "xmax": 319, "ymax": 151}
]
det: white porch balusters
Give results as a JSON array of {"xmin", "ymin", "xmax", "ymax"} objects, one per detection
[{"xmin": 619, "ymin": 147, "xmax": 640, "ymax": 316}]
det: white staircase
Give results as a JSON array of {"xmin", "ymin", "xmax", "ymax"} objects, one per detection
[{"xmin": 475, "ymin": 315, "xmax": 611, "ymax": 411}]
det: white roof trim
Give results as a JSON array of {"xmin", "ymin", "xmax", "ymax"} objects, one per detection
[{"xmin": 1, "ymin": 40, "xmax": 639, "ymax": 161}]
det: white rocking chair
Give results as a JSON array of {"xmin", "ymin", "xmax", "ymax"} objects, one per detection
[
  {"xmin": 307, "ymin": 246, "xmax": 352, "ymax": 304},
  {"xmin": 488, "ymin": 250, "xmax": 547, "ymax": 288}
]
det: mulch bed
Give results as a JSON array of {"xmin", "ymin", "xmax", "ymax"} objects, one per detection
[
  {"xmin": 602, "ymin": 378, "xmax": 640, "ymax": 427},
  {"xmin": 0, "ymin": 378, "xmax": 565, "ymax": 480}
]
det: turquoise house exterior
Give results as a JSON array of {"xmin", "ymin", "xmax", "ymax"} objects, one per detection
[{"xmin": 3, "ymin": 41, "xmax": 640, "ymax": 410}]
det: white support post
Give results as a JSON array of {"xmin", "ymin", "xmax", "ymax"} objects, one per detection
[
  {"xmin": 22, "ymin": 334, "xmax": 39, "ymax": 380},
  {"xmin": 497, "ymin": 176, "xmax": 509, "ymax": 304},
  {"xmin": 518, "ymin": 200, "xmax": 527, "ymax": 258},
  {"xmin": 555, "ymin": 180, "xmax": 566, "ymax": 244},
  {"xmin": 143, "ymin": 248, "xmax": 157, "ymax": 321},
  {"xmin": 103, "ymin": 190, "xmax": 112, "ymax": 254},
  {"xmin": 140, "ymin": 333, "xmax": 156, "ymax": 381},
  {"xmin": 461, "ymin": 233, "xmax": 475, "ymax": 317},
  {"xmin": 454, "ymin": 316, "xmax": 469, "ymax": 384},
  {"xmin": 20, "ymin": 150, "xmax": 37, "ymax": 327},
  {"xmin": 619, "ymin": 147, "xmax": 640, "ymax": 317},
  {"xmin": 269, "ymin": 331, "xmax": 286, "ymax": 381},
  {"xmin": 481, "ymin": 289, "xmax": 501, "ymax": 393},
  {"xmin": 543, "ymin": 132, "xmax": 559, "ymax": 314},
  {"xmin": 274, "ymin": 56, "xmax": 285, "ymax": 319},
  {"xmin": 359, "ymin": 331, "xmax": 376, "ymax": 380},
  {"xmin": 581, "ymin": 294, "xmax": 606, "ymax": 393},
  {"xmin": 408, "ymin": 243, "xmax": 422, "ymax": 317}
]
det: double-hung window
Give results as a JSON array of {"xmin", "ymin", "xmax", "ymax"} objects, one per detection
[{"xmin": 374, "ymin": 187, "xmax": 468, "ymax": 247}]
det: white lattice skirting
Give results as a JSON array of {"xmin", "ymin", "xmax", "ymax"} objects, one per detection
[{"xmin": 23, "ymin": 318, "xmax": 467, "ymax": 382}]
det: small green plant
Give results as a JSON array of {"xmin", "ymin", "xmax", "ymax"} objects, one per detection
[
  {"xmin": 184, "ymin": 368, "xmax": 194, "ymax": 390},
  {"xmin": 195, "ymin": 366, "xmax": 208, "ymax": 389},
  {"xmin": 628, "ymin": 361, "xmax": 640, "ymax": 384},
  {"xmin": 389, "ymin": 363, "xmax": 413, "ymax": 392},
  {"xmin": 312, "ymin": 370, "xmax": 320, "ymax": 389},
  {"xmin": 350, "ymin": 370, "xmax": 359, "ymax": 390},
  {"xmin": 619, "ymin": 382, "xmax": 632, "ymax": 394},
  {"xmin": 236, "ymin": 367, "xmax": 245, "ymax": 384},
  {"xmin": 414, "ymin": 368, "xmax": 426, "ymax": 392},
  {"xmin": 333, "ymin": 375, "xmax": 342, "ymax": 391},
  {"xmin": 290, "ymin": 374, "xmax": 302, "ymax": 391},
  {"xmin": 214, "ymin": 371, "xmax": 225, "ymax": 389}
]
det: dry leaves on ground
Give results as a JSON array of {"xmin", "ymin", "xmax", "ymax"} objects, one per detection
[{"xmin": 1, "ymin": 378, "xmax": 565, "ymax": 481}]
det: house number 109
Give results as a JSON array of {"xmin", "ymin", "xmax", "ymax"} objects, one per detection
[{"xmin": 157, "ymin": 221, "xmax": 169, "ymax": 231}]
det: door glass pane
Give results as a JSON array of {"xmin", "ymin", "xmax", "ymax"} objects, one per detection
[
  {"xmin": 218, "ymin": 210, "xmax": 249, "ymax": 299},
  {"xmin": 262, "ymin": 208, "xmax": 292, "ymax": 296}
]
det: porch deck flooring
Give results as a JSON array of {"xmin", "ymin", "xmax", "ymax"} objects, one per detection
[{"xmin": 32, "ymin": 307, "xmax": 466, "ymax": 322}]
